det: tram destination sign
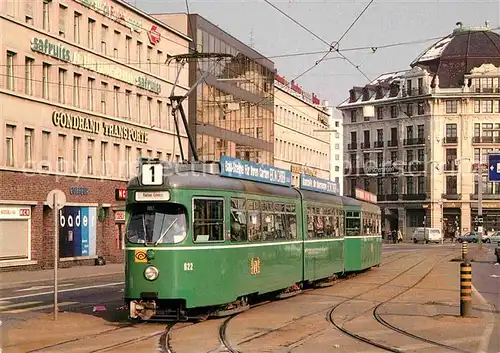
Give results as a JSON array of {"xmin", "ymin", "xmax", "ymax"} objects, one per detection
[
  {"xmin": 299, "ymin": 174, "xmax": 339, "ymax": 195},
  {"xmin": 220, "ymin": 156, "xmax": 292, "ymax": 187}
]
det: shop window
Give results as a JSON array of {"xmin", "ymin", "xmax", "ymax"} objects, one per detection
[{"xmin": 0, "ymin": 205, "xmax": 31, "ymax": 260}]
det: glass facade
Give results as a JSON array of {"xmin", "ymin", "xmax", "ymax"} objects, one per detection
[{"xmin": 190, "ymin": 22, "xmax": 274, "ymax": 165}]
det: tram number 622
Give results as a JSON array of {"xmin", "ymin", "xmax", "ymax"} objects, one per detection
[{"xmin": 183, "ymin": 262, "xmax": 194, "ymax": 271}]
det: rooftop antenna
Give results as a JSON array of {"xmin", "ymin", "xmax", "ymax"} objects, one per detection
[{"xmin": 166, "ymin": 52, "xmax": 232, "ymax": 162}]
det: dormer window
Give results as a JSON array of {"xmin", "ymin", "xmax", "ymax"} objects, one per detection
[
  {"xmin": 349, "ymin": 90, "xmax": 356, "ymax": 102},
  {"xmin": 362, "ymin": 88, "xmax": 369, "ymax": 101}
]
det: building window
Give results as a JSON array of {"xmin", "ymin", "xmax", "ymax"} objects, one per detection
[
  {"xmin": 125, "ymin": 36, "xmax": 132, "ymax": 63},
  {"xmin": 364, "ymin": 179, "xmax": 370, "ymax": 191},
  {"xmin": 391, "ymin": 177, "xmax": 398, "ymax": 194},
  {"xmin": 42, "ymin": 63, "xmax": 50, "ymax": 99},
  {"xmin": 147, "ymin": 97, "xmax": 152, "ymax": 124},
  {"xmin": 474, "ymin": 123, "xmax": 480, "ymax": 137},
  {"xmin": 481, "ymin": 100, "xmax": 493, "ymax": 113},
  {"xmin": 406, "ymin": 126, "xmax": 413, "ymax": 140},
  {"xmin": 43, "ymin": 0, "xmax": 50, "ymax": 31},
  {"xmin": 72, "ymin": 137, "xmax": 80, "ymax": 173},
  {"xmin": 417, "ymin": 149, "xmax": 424, "ymax": 162},
  {"xmin": 377, "ymin": 128, "xmax": 383, "ymax": 142},
  {"xmin": 125, "ymin": 146, "xmax": 131, "ymax": 178},
  {"xmin": 25, "ymin": 57, "xmax": 34, "ymax": 95},
  {"xmin": 100, "ymin": 24, "xmax": 108, "ymax": 54},
  {"xmin": 376, "ymin": 106, "xmax": 383, "ymax": 120},
  {"xmin": 58, "ymin": 68, "xmax": 66, "ymax": 103},
  {"xmin": 101, "ymin": 141, "xmax": 107, "ymax": 175},
  {"xmin": 136, "ymin": 41, "xmax": 142, "ymax": 66},
  {"xmin": 6, "ymin": 51, "xmax": 15, "ymax": 91},
  {"xmin": 377, "ymin": 178, "xmax": 383, "ymax": 195},
  {"xmin": 136, "ymin": 94, "xmax": 142, "ymax": 123},
  {"xmin": 147, "ymin": 46, "xmax": 152, "ymax": 71},
  {"xmin": 350, "ymin": 110, "xmax": 357, "ymax": 123},
  {"xmin": 474, "ymin": 100, "xmax": 480, "ymax": 113},
  {"xmin": 406, "ymin": 176, "xmax": 413, "ymax": 194},
  {"xmin": 417, "ymin": 176, "xmax": 425, "ymax": 194},
  {"xmin": 24, "ymin": 129, "xmax": 33, "ymax": 168},
  {"xmin": 446, "ymin": 176, "xmax": 458, "ymax": 195},
  {"xmin": 390, "ymin": 105, "xmax": 397, "ymax": 118},
  {"xmin": 113, "ymin": 30, "xmax": 120, "ymax": 58},
  {"xmin": 87, "ymin": 78, "xmax": 95, "ymax": 111},
  {"xmin": 391, "ymin": 151, "xmax": 397, "ymax": 162},
  {"xmin": 42, "ymin": 131, "xmax": 50, "ymax": 167},
  {"xmin": 417, "ymin": 101, "xmax": 425, "ymax": 115},
  {"xmin": 58, "ymin": 4, "xmax": 66, "ymax": 37},
  {"xmin": 73, "ymin": 12, "xmax": 81, "ymax": 43},
  {"xmin": 446, "ymin": 123, "xmax": 457, "ymax": 138},
  {"xmin": 87, "ymin": 139, "xmax": 94, "ymax": 175},
  {"xmin": 445, "ymin": 100, "xmax": 458, "ymax": 113},
  {"xmin": 6, "ymin": 125, "xmax": 15, "ymax": 167},
  {"xmin": 58, "ymin": 134, "xmax": 66, "ymax": 172},
  {"xmin": 73, "ymin": 73, "xmax": 81, "ymax": 107},
  {"xmin": 100, "ymin": 82, "xmax": 107, "ymax": 114},
  {"xmin": 406, "ymin": 103, "xmax": 413, "ymax": 116},
  {"xmin": 88, "ymin": 18, "xmax": 95, "ymax": 49},
  {"xmin": 125, "ymin": 90, "xmax": 132, "ymax": 119},
  {"xmin": 417, "ymin": 124, "xmax": 424, "ymax": 139},
  {"xmin": 157, "ymin": 100, "xmax": 163, "ymax": 128},
  {"xmin": 113, "ymin": 86, "xmax": 120, "ymax": 116}
]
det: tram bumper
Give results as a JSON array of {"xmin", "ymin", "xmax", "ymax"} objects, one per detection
[{"xmin": 129, "ymin": 300, "xmax": 157, "ymax": 320}]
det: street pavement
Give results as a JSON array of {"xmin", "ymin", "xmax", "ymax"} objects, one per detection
[
  {"xmin": 471, "ymin": 244, "xmax": 500, "ymax": 353},
  {"xmin": 0, "ymin": 272, "xmax": 124, "ymax": 328}
]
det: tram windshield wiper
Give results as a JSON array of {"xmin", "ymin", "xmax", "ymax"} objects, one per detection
[{"xmin": 154, "ymin": 217, "xmax": 178, "ymax": 246}]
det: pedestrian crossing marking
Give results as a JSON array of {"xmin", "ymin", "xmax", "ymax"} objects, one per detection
[
  {"xmin": 0, "ymin": 301, "xmax": 42, "ymax": 311},
  {"xmin": 2, "ymin": 301, "xmax": 78, "ymax": 314}
]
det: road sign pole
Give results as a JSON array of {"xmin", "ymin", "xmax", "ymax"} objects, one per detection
[{"xmin": 53, "ymin": 192, "xmax": 58, "ymax": 320}]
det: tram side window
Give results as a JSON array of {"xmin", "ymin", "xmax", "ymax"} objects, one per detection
[
  {"xmin": 285, "ymin": 203, "xmax": 297, "ymax": 239},
  {"xmin": 230, "ymin": 198, "xmax": 248, "ymax": 242},
  {"xmin": 261, "ymin": 201, "xmax": 275, "ymax": 241},
  {"xmin": 324, "ymin": 208, "xmax": 335, "ymax": 237},
  {"xmin": 345, "ymin": 211, "xmax": 361, "ymax": 236},
  {"xmin": 193, "ymin": 198, "xmax": 224, "ymax": 242},
  {"xmin": 247, "ymin": 200, "xmax": 261, "ymax": 242},
  {"xmin": 307, "ymin": 207, "xmax": 315, "ymax": 239},
  {"xmin": 336, "ymin": 209, "xmax": 345, "ymax": 236},
  {"xmin": 314, "ymin": 207, "xmax": 325, "ymax": 238}
]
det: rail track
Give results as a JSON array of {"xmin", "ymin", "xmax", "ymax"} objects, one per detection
[
  {"xmin": 327, "ymin": 251, "xmax": 470, "ymax": 353},
  {"xmin": 208, "ymin": 251, "xmax": 429, "ymax": 351}
]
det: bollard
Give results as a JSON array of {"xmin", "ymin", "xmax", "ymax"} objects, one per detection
[
  {"xmin": 461, "ymin": 241, "xmax": 468, "ymax": 260},
  {"xmin": 460, "ymin": 262, "xmax": 472, "ymax": 318}
]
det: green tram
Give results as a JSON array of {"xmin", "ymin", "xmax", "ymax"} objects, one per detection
[{"xmin": 123, "ymin": 157, "xmax": 381, "ymax": 321}]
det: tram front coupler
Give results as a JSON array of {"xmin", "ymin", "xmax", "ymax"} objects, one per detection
[{"xmin": 129, "ymin": 300, "xmax": 157, "ymax": 320}]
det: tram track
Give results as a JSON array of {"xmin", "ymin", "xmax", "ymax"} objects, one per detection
[
  {"xmin": 327, "ymin": 251, "xmax": 471, "ymax": 353},
  {"xmin": 210, "ymin": 252, "xmax": 429, "ymax": 351}
]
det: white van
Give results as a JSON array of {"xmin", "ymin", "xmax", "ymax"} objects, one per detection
[{"xmin": 412, "ymin": 227, "xmax": 443, "ymax": 244}]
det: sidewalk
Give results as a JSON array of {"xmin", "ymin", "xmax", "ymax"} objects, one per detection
[{"xmin": 0, "ymin": 263, "xmax": 123, "ymax": 289}]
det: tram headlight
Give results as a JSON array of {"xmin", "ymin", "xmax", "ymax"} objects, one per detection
[{"xmin": 144, "ymin": 266, "xmax": 159, "ymax": 281}]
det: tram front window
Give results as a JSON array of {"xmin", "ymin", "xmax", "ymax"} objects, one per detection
[{"xmin": 126, "ymin": 204, "xmax": 187, "ymax": 245}]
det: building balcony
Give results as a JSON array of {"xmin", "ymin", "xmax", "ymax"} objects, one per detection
[
  {"xmin": 471, "ymin": 86, "xmax": 500, "ymax": 94},
  {"xmin": 442, "ymin": 193, "xmax": 461, "ymax": 200},
  {"xmin": 443, "ymin": 136, "xmax": 458, "ymax": 144},
  {"xmin": 361, "ymin": 142, "xmax": 371, "ymax": 149},
  {"xmin": 472, "ymin": 136, "xmax": 500, "ymax": 144},
  {"xmin": 444, "ymin": 163, "xmax": 458, "ymax": 172},
  {"xmin": 402, "ymin": 87, "xmax": 429, "ymax": 97},
  {"xmin": 387, "ymin": 140, "xmax": 398, "ymax": 148},
  {"xmin": 377, "ymin": 194, "xmax": 399, "ymax": 202},
  {"xmin": 402, "ymin": 193, "xmax": 427, "ymax": 201},
  {"xmin": 348, "ymin": 143, "xmax": 358, "ymax": 150},
  {"xmin": 404, "ymin": 164, "xmax": 425, "ymax": 172},
  {"xmin": 470, "ymin": 193, "xmax": 500, "ymax": 200},
  {"xmin": 373, "ymin": 141, "xmax": 384, "ymax": 148},
  {"xmin": 403, "ymin": 138, "xmax": 426, "ymax": 146}
]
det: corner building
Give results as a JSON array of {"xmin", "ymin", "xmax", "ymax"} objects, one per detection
[
  {"xmin": 273, "ymin": 72, "xmax": 331, "ymax": 186},
  {"xmin": 153, "ymin": 13, "xmax": 275, "ymax": 164},
  {"xmin": 338, "ymin": 23, "xmax": 500, "ymax": 238},
  {"xmin": 0, "ymin": 0, "xmax": 191, "ymax": 270}
]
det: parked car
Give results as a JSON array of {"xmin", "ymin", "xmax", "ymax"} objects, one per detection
[
  {"xmin": 412, "ymin": 227, "xmax": 443, "ymax": 244},
  {"xmin": 489, "ymin": 231, "xmax": 500, "ymax": 244},
  {"xmin": 456, "ymin": 231, "xmax": 491, "ymax": 243}
]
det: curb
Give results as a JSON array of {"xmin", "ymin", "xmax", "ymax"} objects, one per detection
[{"xmin": 1, "ymin": 270, "xmax": 123, "ymax": 290}]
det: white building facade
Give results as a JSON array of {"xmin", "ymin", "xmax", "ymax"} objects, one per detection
[
  {"xmin": 338, "ymin": 23, "xmax": 500, "ymax": 239},
  {"xmin": 326, "ymin": 103, "xmax": 344, "ymax": 195},
  {"xmin": 273, "ymin": 73, "xmax": 330, "ymax": 186}
]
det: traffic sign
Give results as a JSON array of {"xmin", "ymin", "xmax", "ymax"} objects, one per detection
[
  {"xmin": 46, "ymin": 189, "xmax": 66, "ymax": 210},
  {"xmin": 488, "ymin": 153, "xmax": 500, "ymax": 182}
]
